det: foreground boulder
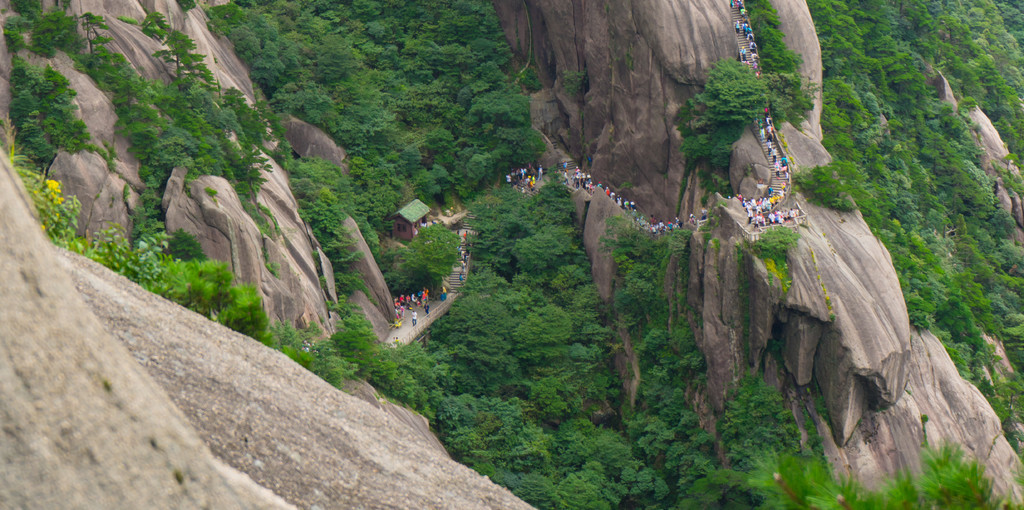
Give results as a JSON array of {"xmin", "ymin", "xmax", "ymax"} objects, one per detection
[
  {"xmin": 0, "ymin": 160, "xmax": 291, "ymax": 509},
  {"xmin": 58, "ymin": 250, "xmax": 533, "ymax": 509}
]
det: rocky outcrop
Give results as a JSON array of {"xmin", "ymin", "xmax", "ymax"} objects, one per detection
[
  {"xmin": 27, "ymin": 52, "xmax": 141, "ymax": 236},
  {"xmin": 0, "ymin": 157, "xmax": 292, "ymax": 509},
  {"xmin": 16, "ymin": 1, "xmax": 343, "ymax": 331},
  {"xmin": 163, "ymin": 166, "xmax": 334, "ymax": 332},
  {"xmin": 284, "ymin": 117, "xmax": 348, "ymax": 170},
  {"xmin": 578, "ymin": 189, "xmax": 624, "ymax": 301},
  {"xmin": 838, "ymin": 331, "xmax": 1021, "ymax": 500},
  {"xmin": 793, "ymin": 202, "xmax": 911, "ymax": 442},
  {"xmin": 344, "ymin": 380, "xmax": 448, "ymax": 455},
  {"xmin": 343, "ymin": 215, "xmax": 394, "ymax": 328},
  {"xmin": 730, "ymin": 128, "xmax": 772, "ymax": 198},
  {"xmin": 780, "ymin": 122, "xmax": 832, "ymax": 168},
  {"xmin": 59, "ymin": 247, "xmax": 533, "ymax": 510},
  {"xmin": 495, "ymin": 0, "xmax": 736, "ymax": 221},
  {"xmin": 49, "ymin": 150, "xmax": 132, "ymax": 236}
]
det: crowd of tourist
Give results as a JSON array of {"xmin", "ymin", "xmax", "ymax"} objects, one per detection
[
  {"xmin": 507, "ymin": 165, "xmax": 544, "ymax": 193},
  {"xmin": 736, "ymin": 194, "xmax": 801, "ymax": 228}
]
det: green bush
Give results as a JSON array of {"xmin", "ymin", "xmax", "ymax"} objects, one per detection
[
  {"xmin": 71, "ymin": 227, "xmax": 170, "ymax": 290},
  {"xmin": 751, "ymin": 227, "xmax": 800, "ymax": 267},
  {"xmin": 155, "ymin": 259, "xmax": 273, "ymax": 344}
]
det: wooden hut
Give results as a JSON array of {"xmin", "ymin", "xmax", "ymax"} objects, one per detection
[{"xmin": 392, "ymin": 199, "xmax": 430, "ymax": 241}]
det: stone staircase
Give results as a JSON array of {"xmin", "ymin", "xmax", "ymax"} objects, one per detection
[
  {"xmin": 447, "ymin": 219, "xmax": 473, "ymax": 291},
  {"xmin": 731, "ymin": 2, "xmax": 794, "ymax": 209}
]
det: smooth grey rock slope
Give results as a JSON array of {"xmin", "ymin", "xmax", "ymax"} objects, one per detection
[
  {"xmin": 0, "ymin": 158, "xmax": 292, "ymax": 510},
  {"xmin": 58, "ymin": 249, "xmax": 533, "ymax": 510},
  {"xmin": 839, "ymin": 330, "xmax": 1022, "ymax": 500},
  {"xmin": 285, "ymin": 117, "xmax": 349, "ymax": 170}
]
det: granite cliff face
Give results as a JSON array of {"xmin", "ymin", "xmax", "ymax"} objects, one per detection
[
  {"xmin": 534, "ymin": 0, "xmax": 1022, "ymax": 494},
  {"xmin": 495, "ymin": 0, "xmax": 735, "ymax": 221}
]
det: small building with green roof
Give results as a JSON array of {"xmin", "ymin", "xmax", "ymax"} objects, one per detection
[{"xmin": 392, "ymin": 199, "xmax": 430, "ymax": 240}]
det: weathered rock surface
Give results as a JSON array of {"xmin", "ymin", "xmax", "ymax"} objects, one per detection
[
  {"xmin": 730, "ymin": 128, "xmax": 771, "ymax": 198},
  {"xmin": 24, "ymin": 53, "xmax": 141, "ymax": 235},
  {"xmin": 795, "ymin": 203, "xmax": 911, "ymax": 442},
  {"xmin": 163, "ymin": 166, "xmax": 334, "ymax": 332},
  {"xmin": 49, "ymin": 150, "xmax": 132, "ymax": 236},
  {"xmin": 839, "ymin": 331, "xmax": 1022, "ymax": 499},
  {"xmin": 770, "ymin": 0, "xmax": 823, "ymax": 138},
  {"xmin": 931, "ymin": 72, "xmax": 957, "ymax": 107},
  {"xmin": 579, "ymin": 189, "xmax": 624, "ymax": 302},
  {"xmin": 343, "ymin": 215, "xmax": 395, "ymax": 326},
  {"xmin": 686, "ymin": 201, "xmax": 754, "ymax": 411},
  {"xmin": 495, "ymin": 0, "xmax": 736, "ymax": 221},
  {"xmin": 0, "ymin": 158, "xmax": 292, "ymax": 509},
  {"xmin": 344, "ymin": 380, "xmax": 448, "ymax": 456},
  {"xmin": 59, "ymin": 248, "xmax": 533, "ymax": 510},
  {"xmin": 780, "ymin": 122, "xmax": 832, "ymax": 168},
  {"xmin": 284, "ymin": 117, "xmax": 348, "ymax": 170}
]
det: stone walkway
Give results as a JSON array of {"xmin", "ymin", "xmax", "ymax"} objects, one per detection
[{"xmin": 381, "ymin": 227, "xmax": 472, "ymax": 346}]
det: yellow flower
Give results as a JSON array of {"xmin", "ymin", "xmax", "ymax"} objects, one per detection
[{"xmin": 46, "ymin": 180, "xmax": 60, "ymax": 192}]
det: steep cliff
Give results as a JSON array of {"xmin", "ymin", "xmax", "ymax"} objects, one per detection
[
  {"xmin": 496, "ymin": 0, "xmax": 736, "ymax": 221},
  {"xmin": 535, "ymin": 0, "xmax": 1023, "ymax": 494}
]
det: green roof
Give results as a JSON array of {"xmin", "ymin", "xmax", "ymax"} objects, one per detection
[{"xmin": 395, "ymin": 199, "xmax": 430, "ymax": 223}]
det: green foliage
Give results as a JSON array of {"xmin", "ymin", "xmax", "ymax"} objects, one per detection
[
  {"xmin": 154, "ymin": 30, "xmax": 215, "ymax": 90},
  {"xmin": 719, "ymin": 376, "xmax": 803, "ymax": 472},
  {"xmin": 269, "ymin": 321, "xmax": 319, "ymax": 369},
  {"xmin": 755, "ymin": 445, "xmax": 1015, "ymax": 509},
  {"xmin": 71, "ymin": 227, "xmax": 171, "ymax": 290},
  {"xmin": 287, "ymin": 157, "xmax": 367, "ymax": 296},
  {"xmin": 793, "ymin": 161, "xmax": 860, "ymax": 211},
  {"xmin": 154, "ymin": 259, "xmax": 272, "ymax": 344},
  {"xmin": 9, "ymin": 58, "xmax": 90, "ymax": 166},
  {"xmin": 469, "ymin": 184, "xmax": 579, "ymax": 279},
  {"xmin": 803, "ymin": 0, "xmax": 1024, "ymax": 392},
  {"xmin": 80, "ymin": 12, "xmax": 112, "ymax": 55},
  {"xmin": 313, "ymin": 315, "xmax": 382, "ymax": 383},
  {"xmin": 739, "ymin": 0, "xmax": 813, "ymax": 125},
  {"xmin": 220, "ymin": 0, "xmax": 543, "ymax": 207},
  {"xmin": 400, "ymin": 223, "xmax": 460, "ymax": 290},
  {"xmin": 751, "ymin": 227, "xmax": 800, "ymax": 271},
  {"xmin": 30, "ymin": 10, "xmax": 83, "ymax": 57},
  {"xmin": 681, "ymin": 59, "xmax": 766, "ymax": 169},
  {"xmin": 17, "ymin": 171, "xmax": 80, "ymax": 247},
  {"xmin": 141, "ymin": 12, "xmax": 169, "ymax": 41},
  {"xmin": 165, "ymin": 229, "xmax": 207, "ymax": 261},
  {"xmin": 562, "ymin": 70, "xmax": 587, "ymax": 96}
]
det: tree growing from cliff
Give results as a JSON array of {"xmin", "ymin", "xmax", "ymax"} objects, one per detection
[
  {"xmin": 141, "ymin": 12, "xmax": 169, "ymax": 41},
  {"xmin": 80, "ymin": 12, "xmax": 111, "ymax": 55},
  {"xmin": 681, "ymin": 59, "xmax": 766, "ymax": 169},
  {"xmin": 154, "ymin": 30, "xmax": 214, "ymax": 90}
]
